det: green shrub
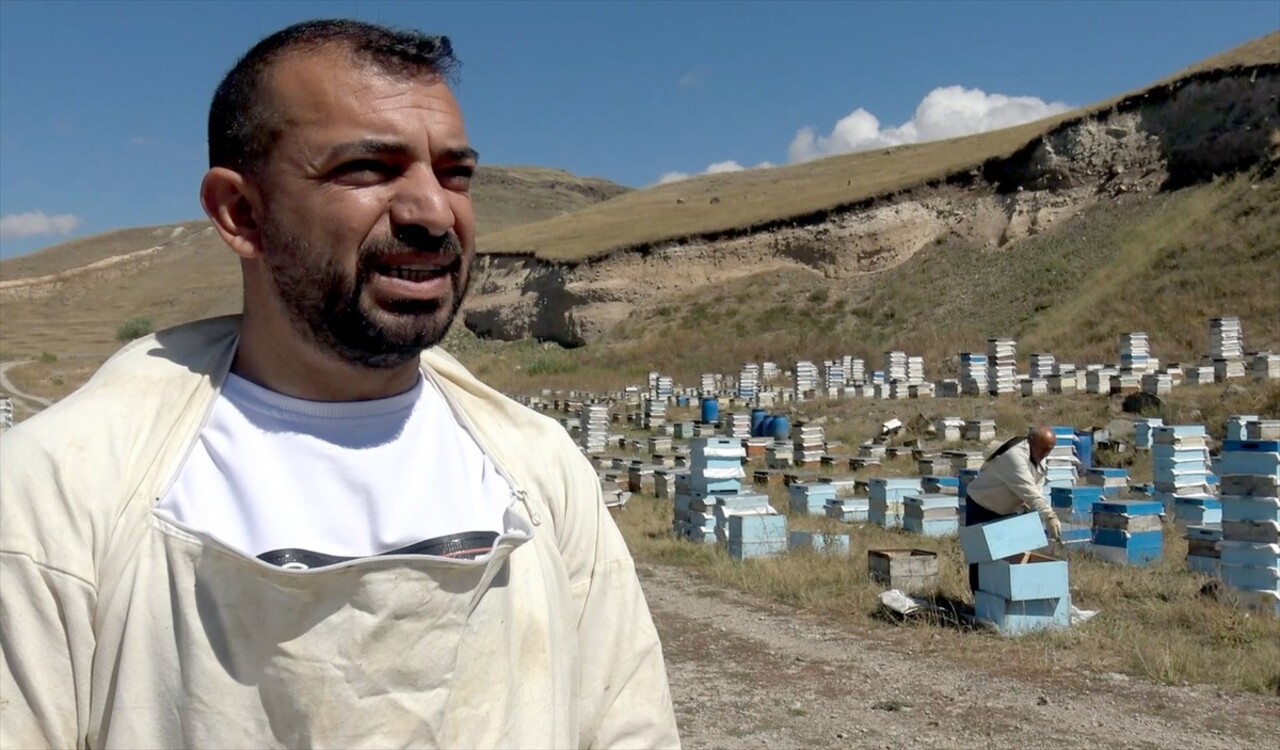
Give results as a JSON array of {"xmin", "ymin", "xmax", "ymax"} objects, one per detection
[
  {"xmin": 38, "ymin": 352, "xmax": 57, "ymax": 364},
  {"xmin": 116, "ymin": 317, "xmax": 155, "ymax": 342}
]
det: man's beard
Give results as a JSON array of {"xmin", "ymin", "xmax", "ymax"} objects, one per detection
[{"xmin": 259, "ymin": 221, "xmax": 469, "ymax": 369}]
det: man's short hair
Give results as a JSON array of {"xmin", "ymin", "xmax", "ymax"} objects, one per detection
[{"xmin": 207, "ymin": 19, "xmax": 459, "ymax": 175}]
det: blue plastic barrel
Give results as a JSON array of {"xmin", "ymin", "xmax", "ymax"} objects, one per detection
[
  {"xmin": 750, "ymin": 408, "xmax": 767, "ymax": 436},
  {"xmin": 700, "ymin": 397, "xmax": 719, "ymax": 425},
  {"xmin": 1074, "ymin": 430, "xmax": 1094, "ymax": 469},
  {"xmin": 676, "ymin": 396, "xmax": 690, "ymax": 408},
  {"xmin": 770, "ymin": 415, "xmax": 791, "ymax": 441},
  {"xmin": 759, "ymin": 416, "xmax": 775, "ymax": 439}
]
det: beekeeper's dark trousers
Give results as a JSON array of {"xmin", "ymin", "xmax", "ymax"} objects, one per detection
[{"xmin": 964, "ymin": 496, "xmax": 1007, "ymax": 593}]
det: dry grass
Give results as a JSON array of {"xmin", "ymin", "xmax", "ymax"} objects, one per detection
[
  {"xmin": 480, "ymin": 32, "xmax": 1280, "ymax": 262},
  {"xmin": 612, "ymin": 443, "xmax": 1280, "ymax": 695}
]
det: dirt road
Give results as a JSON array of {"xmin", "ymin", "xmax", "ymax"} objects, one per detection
[
  {"xmin": 639, "ymin": 563, "xmax": 1280, "ymax": 750},
  {"xmin": 0, "ymin": 360, "xmax": 51, "ymax": 411}
]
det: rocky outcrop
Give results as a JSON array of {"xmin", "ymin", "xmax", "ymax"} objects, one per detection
[{"xmin": 464, "ymin": 65, "xmax": 1279, "ymax": 347}]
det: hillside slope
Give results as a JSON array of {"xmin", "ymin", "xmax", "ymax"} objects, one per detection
[
  {"xmin": 478, "ymin": 32, "xmax": 1279, "ymax": 262},
  {"xmin": 0, "ymin": 166, "xmax": 629, "ymax": 359},
  {"xmin": 464, "ymin": 33, "xmax": 1279, "ymax": 346},
  {"xmin": 453, "ymin": 172, "xmax": 1280, "ymax": 394}
]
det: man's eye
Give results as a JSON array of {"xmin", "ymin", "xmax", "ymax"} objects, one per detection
[
  {"xmin": 439, "ymin": 167, "xmax": 474, "ymax": 190},
  {"xmin": 333, "ymin": 160, "xmax": 395, "ymax": 179}
]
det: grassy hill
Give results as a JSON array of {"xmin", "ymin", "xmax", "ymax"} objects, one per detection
[
  {"xmin": 479, "ymin": 32, "xmax": 1280, "ymax": 262},
  {"xmin": 454, "ymin": 171, "xmax": 1280, "ymax": 394},
  {"xmin": 0, "ymin": 165, "xmax": 629, "ymax": 359}
]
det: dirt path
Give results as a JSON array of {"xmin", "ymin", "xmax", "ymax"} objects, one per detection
[
  {"xmin": 638, "ymin": 563, "xmax": 1280, "ymax": 750},
  {"xmin": 0, "ymin": 360, "xmax": 52, "ymax": 410}
]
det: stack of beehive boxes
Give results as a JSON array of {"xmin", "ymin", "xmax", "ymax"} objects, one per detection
[
  {"xmin": 788, "ymin": 482, "xmax": 835, "ymax": 517},
  {"xmin": 1184, "ymin": 523, "xmax": 1222, "ymax": 576},
  {"xmin": 1152, "ymin": 425, "xmax": 1213, "ymax": 518},
  {"xmin": 964, "ymin": 513, "xmax": 1069, "ymax": 635},
  {"xmin": 903, "ymin": 494, "xmax": 961, "ymax": 536},
  {"xmin": 1050, "ymin": 485, "xmax": 1103, "ymax": 525},
  {"xmin": 1090, "ymin": 499, "xmax": 1164, "ymax": 566},
  {"xmin": 1207, "ymin": 317, "xmax": 1245, "ymax": 381},
  {"xmin": 936, "ymin": 417, "xmax": 965, "ymax": 442},
  {"xmin": 1134, "ymin": 417, "xmax": 1163, "ymax": 450},
  {"xmin": 1120, "ymin": 332, "xmax": 1153, "ymax": 374},
  {"xmin": 641, "ymin": 398, "xmax": 667, "ymax": 430},
  {"xmin": 1084, "ymin": 468, "xmax": 1130, "ymax": 496},
  {"xmin": 1030, "ymin": 353, "xmax": 1056, "ymax": 379},
  {"xmin": 964, "ymin": 419, "xmax": 996, "ymax": 442},
  {"xmin": 870, "ymin": 477, "xmax": 922, "ymax": 529},
  {"xmin": 699, "ymin": 372, "xmax": 719, "ymax": 396},
  {"xmin": 792, "ymin": 422, "xmax": 825, "ymax": 465},
  {"xmin": 737, "ymin": 364, "xmax": 759, "ymax": 400},
  {"xmin": 580, "ymin": 403, "xmax": 609, "ymax": 455},
  {"xmin": 793, "ymin": 361, "xmax": 819, "ymax": 399},
  {"xmin": 1216, "ymin": 431, "xmax": 1279, "ymax": 615},
  {"xmin": 987, "ymin": 338, "xmax": 1018, "ymax": 395},
  {"xmin": 959, "ymin": 353, "xmax": 989, "ymax": 396},
  {"xmin": 1043, "ymin": 428, "xmax": 1078, "ymax": 489},
  {"xmin": 1251, "ymin": 352, "xmax": 1280, "ymax": 380}
]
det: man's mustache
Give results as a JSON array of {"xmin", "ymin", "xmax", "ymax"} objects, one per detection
[{"xmin": 360, "ymin": 230, "xmax": 463, "ymax": 267}]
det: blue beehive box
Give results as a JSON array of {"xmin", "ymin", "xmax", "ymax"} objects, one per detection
[
  {"xmin": 788, "ymin": 531, "xmax": 850, "ymax": 554},
  {"xmin": 1154, "ymin": 425, "xmax": 1207, "ymax": 439},
  {"xmin": 960, "ymin": 513, "xmax": 1048, "ymax": 564},
  {"xmin": 974, "ymin": 590, "xmax": 1070, "ymax": 636},
  {"xmin": 1217, "ymin": 450, "xmax": 1280, "ymax": 478},
  {"xmin": 958, "ymin": 469, "xmax": 980, "ymax": 500},
  {"xmin": 904, "ymin": 494, "xmax": 960, "ymax": 511},
  {"xmin": 825, "ymin": 497, "xmax": 869, "ymax": 523},
  {"xmin": 1050, "ymin": 486, "xmax": 1103, "ymax": 523},
  {"xmin": 1218, "ymin": 541, "xmax": 1280, "ymax": 568},
  {"xmin": 903, "ymin": 517, "xmax": 960, "ymax": 537},
  {"xmin": 1060, "ymin": 523, "xmax": 1091, "ymax": 546},
  {"xmin": 1094, "ymin": 499, "xmax": 1163, "ymax": 516},
  {"xmin": 726, "ymin": 513, "xmax": 787, "ymax": 559},
  {"xmin": 922, "ymin": 475, "xmax": 960, "ymax": 495},
  {"xmin": 1222, "ymin": 496, "xmax": 1280, "ymax": 523},
  {"xmin": 1226, "ymin": 416, "xmax": 1259, "ymax": 442},
  {"xmin": 1093, "ymin": 528, "xmax": 1163, "ymax": 550},
  {"xmin": 869, "ymin": 477, "xmax": 923, "ymax": 502},
  {"xmin": 977, "ymin": 552, "xmax": 1069, "ymax": 601},
  {"xmin": 1088, "ymin": 541, "xmax": 1163, "ymax": 566},
  {"xmin": 1221, "ymin": 439, "xmax": 1280, "ymax": 453},
  {"xmin": 1220, "ymin": 563, "xmax": 1280, "ymax": 593},
  {"xmin": 1173, "ymin": 496, "xmax": 1222, "ymax": 526}
]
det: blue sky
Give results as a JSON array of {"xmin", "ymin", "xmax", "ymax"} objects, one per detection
[{"xmin": 0, "ymin": 0, "xmax": 1276, "ymax": 259}]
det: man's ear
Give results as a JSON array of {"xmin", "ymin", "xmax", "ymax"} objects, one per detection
[{"xmin": 201, "ymin": 167, "xmax": 264, "ymax": 260}]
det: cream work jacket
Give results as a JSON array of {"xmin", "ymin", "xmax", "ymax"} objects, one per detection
[{"xmin": 0, "ymin": 316, "xmax": 679, "ymax": 749}]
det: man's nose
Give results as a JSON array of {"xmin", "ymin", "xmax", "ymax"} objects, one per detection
[{"xmin": 389, "ymin": 163, "xmax": 455, "ymax": 237}]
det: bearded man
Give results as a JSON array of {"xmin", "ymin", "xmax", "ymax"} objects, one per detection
[{"xmin": 0, "ymin": 19, "xmax": 679, "ymax": 749}]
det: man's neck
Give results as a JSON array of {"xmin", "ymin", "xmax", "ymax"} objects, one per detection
[{"xmin": 232, "ymin": 309, "xmax": 422, "ymax": 402}]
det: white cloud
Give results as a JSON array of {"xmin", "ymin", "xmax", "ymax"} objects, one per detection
[
  {"xmin": 788, "ymin": 85, "xmax": 1071, "ymax": 163},
  {"xmin": 656, "ymin": 160, "xmax": 773, "ymax": 185},
  {"xmin": 0, "ymin": 211, "xmax": 82, "ymax": 240},
  {"xmin": 705, "ymin": 160, "xmax": 745, "ymax": 174}
]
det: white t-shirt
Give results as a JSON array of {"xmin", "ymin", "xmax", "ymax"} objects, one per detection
[{"xmin": 156, "ymin": 372, "xmax": 512, "ymax": 562}]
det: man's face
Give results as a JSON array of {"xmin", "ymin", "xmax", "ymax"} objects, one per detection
[{"xmin": 251, "ymin": 48, "xmax": 477, "ymax": 368}]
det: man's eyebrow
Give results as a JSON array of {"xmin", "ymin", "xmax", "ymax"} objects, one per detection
[
  {"xmin": 321, "ymin": 140, "xmax": 478, "ymax": 164},
  {"xmin": 442, "ymin": 146, "xmax": 480, "ymax": 162},
  {"xmin": 322, "ymin": 139, "xmax": 413, "ymax": 163}
]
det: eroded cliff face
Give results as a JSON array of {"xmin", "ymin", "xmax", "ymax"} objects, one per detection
[{"xmin": 463, "ymin": 67, "xmax": 1279, "ymax": 347}]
